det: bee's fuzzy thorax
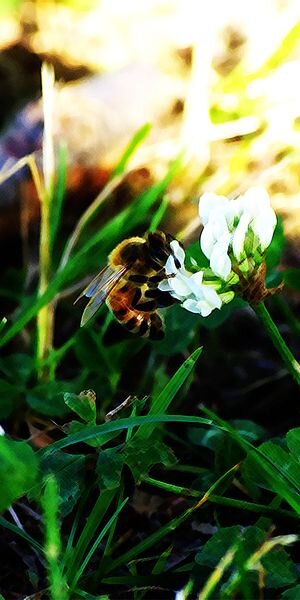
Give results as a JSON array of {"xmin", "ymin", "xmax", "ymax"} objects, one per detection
[{"xmin": 109, "ymin": 237, "xmax": 145, "ymax": 268}]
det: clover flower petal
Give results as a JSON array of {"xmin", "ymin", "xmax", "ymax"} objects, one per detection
[
  {"xmin": 198, "ymin": 300, "xmax": 218, "ymax": 317},
  {"xmin": 170, "ymin": 273, "xmax": 193, "ymax": 299},
  {"xmin": 165, "ymin": 254, "xmax": 177, "ymax": 275},
  {"xmin": 182, "ymin": 284, "xmax": 222, "ymax": 317},
  {"xmin": 186, "ymin": 271, "xmax": 204, "ymax": 295},
  {"xmin": 198, "ymin": 193, "xmax": 229, "ymax": 225},
  {"xmin": 200, "ymin": 222, "xmax": 215, "ymax": 258},
  {"xmin": 200, "ymin": 217, "xmax": 230, "ymax": 261},
  {"xmin": 252, "ymin": 209, "xmax": 277, "ymax": 250},
  {"xmin": 210, "ymin": 243, "xmax": 232, "ymax": 280},
  {"xmin": 169, "ymin": 239, "xmax": 185, "ymax": 266},
  {"xmin": 232, "ymin": 212, "xmax": 251, "ymax": 260},
  {"xmin": 158, "ymin": 279, "xmax": 172, "ymax": 292},
  {"xmin": 202, "ymin": 285, "xmax": 222, "ymax": 307},
  {"xmin": 198, "ymin": 187, "xmax": 277, "ymax": 279},
  {"xmin": 158, "ymin": 243, "xmax": 225, "ymax": 317}
]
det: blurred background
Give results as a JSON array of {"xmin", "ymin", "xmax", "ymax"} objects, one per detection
[{"xmin": 1, "ymin": 0, "xmax": 300, "ymax": 245}]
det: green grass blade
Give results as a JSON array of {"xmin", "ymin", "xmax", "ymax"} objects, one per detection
[
  {"xmin": 141, "ymin": 476, "xmax": 298, "ymax": 521},
  {"xmin": 103, "ymin": 486, "xmax": 125, "ymax": 557},
  {"xmin": 104, "ymin": 464, "xmax": 240, "ymax": 576},
  {"xmin": 71, "ymin": 497, "xmax": 128, "ymax": 591},
  {"xmin": 66, "ymin": 488, "xmax": 117, "ymax": 583},
  {"xmin": 111, "ymin": 123, "xmax": 151, "ymax": 177},
  {"xmin": 136, "ymin": 347, "xmax": 202, "ymax": 439},
  {"xmin": 147, "ymin": 195, "xmax": 168, "ymax": 232},
  {"xmin": 40, "ymin": 414, "xmax": 214, "ymax": 454},
  {"xmin": 152, "ymin": 545, "xmax": 173, "ymax": 575},
  {"xmin": 0, "ymin": 515, "xmax": 43, "ymax": 553},
  {"xmin": 59, "ymin": 124, "xmax": 152, "ymax": 270},
  {"xmin": 201, "ymin": 407, "xmax": 300, "ymax": 514},
  {"xmin": 50, "ymin": 143, "xmax": 67, "ymax": 250},
  {"xmin": 73, "ymin": 153, "xmax": 183, "ymax": 264}
]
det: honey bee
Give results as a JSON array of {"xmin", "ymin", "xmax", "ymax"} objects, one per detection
[{"xmin": 75, "ymin": 231, "xmax": 182, "ymax": 340}]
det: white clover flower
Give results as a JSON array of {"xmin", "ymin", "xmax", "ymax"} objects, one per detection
[
  {"xmin": 158, "ymin": 241, "xmax": 223, "ymax": 317},
  {"xmin": 199, "ymin": 187, "xmax": 277, "ymax": 280}
]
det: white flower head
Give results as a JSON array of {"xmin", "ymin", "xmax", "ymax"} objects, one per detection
[
  {"xmin": 198, "ymin": 187, "xmax": 277, "ymax": 279},
  {"xmin": 158, "ymin": 242, "xmax": 225, "ymax": 317}
]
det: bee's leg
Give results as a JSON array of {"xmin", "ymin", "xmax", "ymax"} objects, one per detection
[
  {"xmin": 148, "ymin": 270, "xmax": 177, "ymax": 285},
  {"xmin": 149, "ymin": 313, "xmax": 164, "ymax": 340},
  {"xmin": 128, "ymin": 269, "xmax": 170, "ymax": 285},
  {"xmin": 131, "ymin": 288, "xmax": 157, "ymax": 312},
  {"xmin": 128, "ymin": 273, "xmax": 150, "ymax": 284},
  {"xmin": 148, "ymin": 270, "xmax": 166, "ymax": 284},
  {"xmin": 131, "ymin": 288, "xmax": 142, "ymax": 305},
  {"xmin": 144, "ymin": 288, "xmax": 178, "ymax": 307}
]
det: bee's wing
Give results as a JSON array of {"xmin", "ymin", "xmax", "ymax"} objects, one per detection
[{"xmin": 74, "ymin": 265, "xmax": 127, "ymax": 327}]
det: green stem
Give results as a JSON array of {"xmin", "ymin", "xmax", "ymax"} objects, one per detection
[
  {"xmin": 141, "ymin": 475, "xmax": 298, "ymax": 520},
  {"xmin": 254, "ymin": 301, "xmax": 300, "ymax": 386}
]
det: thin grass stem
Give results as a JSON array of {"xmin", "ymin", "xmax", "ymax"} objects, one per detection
[
  {"xmin": 254, "ymin": 301, "xmax": 300, "ymax": 386},
  {"xmin": 36, "ymin": 63, "xmax": 56, "ymax": 380},
  {"xmin": 59, "ymin": 173, "xmax": 124, "ymax": 270},
  {"xmin": 141, "ymin": 475, "xmax": 298, "ymax": 520}
]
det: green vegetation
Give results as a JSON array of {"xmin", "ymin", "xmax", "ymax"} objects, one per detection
[{"xmin": 1, "ymin": 10, "xmax": 300, "ymax": 600}]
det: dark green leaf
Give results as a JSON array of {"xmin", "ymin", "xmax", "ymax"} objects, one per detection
[
  {"xmin": 195, "ymin": 526, "xmax": 241, "ymax": 567},
  {"xmin": 243, "ymin": 440, "xmax": 300, "ymax": 513},
  {"xmin": 185, "ymin": 241, "xmax": 209, "ymax": 269},
  {"xmin": 0, "ymin": 353, "xmax": 33, "ymax": 383},
  {"xmin": 27, "ymin": 381, "xmax": 74, "ymax": 416},
  {"xmin": 96, "ymin": 447, "xmax": 124, "ymax": 489},
  {"xmin": 282, "ymin": 585, "xmax": 300, "ymax": 599},
  {"xmin": 188, "ymin": 426, "xmax": 223, "ymax": 450},
  {"xmin": 123, "ymin": 434, "xmax": 177, "ymax": 480},
  {"xmin": 64, "ymin": 392, "xmax": 96, "ymax": 424},
  {"xmin": 39, "ymin": 450, "xmax": 85, "ymax": 516},
  {"xmin": 263, "ymin": 547, "xmax": 297, "ymax": 588},
  {"xmin": 188, "ymin": 420, "xmax": 264, "ymax": 451},
  {"xmin": 0, "ymin": 378, "xmax": 22, "ymax": 417},
  {"xmin": 0, "ymin": 438, "xmax": 38, "ymax": 512}
]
